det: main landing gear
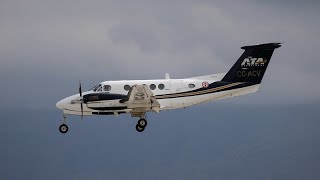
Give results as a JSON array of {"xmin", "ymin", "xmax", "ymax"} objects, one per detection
[
  {"xmin": 59, "ymin": 114, "xmax": 68, "ymax": 134},
  {"xmin": 136, "ymin": 118, "xmax": 147, "ymax": 132}
]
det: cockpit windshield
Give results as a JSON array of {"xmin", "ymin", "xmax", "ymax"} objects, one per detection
[{"xmin": 89, "ymin": 84, "xmax": 102, "ymax": 92}]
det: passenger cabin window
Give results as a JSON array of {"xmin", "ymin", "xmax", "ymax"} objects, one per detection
[
  {"xmin": 103, "ymin": 85, "xmax": 111, "ymax": 91},
  {"xmin": 149, "ymin": 84, "xmax": 156, "ymax": 90},
  {"xmin": 124, "ymin": 85, "xmax": 130, "ymax": 91},
  {"xmin": 188, "ymin": 84, "xmax": 195, "ymax": 88},
  {"xmin": 158, "ymin": 83, "xmax": 165, "ymax": 90}
]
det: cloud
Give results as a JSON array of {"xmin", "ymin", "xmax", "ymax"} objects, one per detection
[{"xmin": 0, "ymin": 0, "xmax": 319, "ymax": 108}]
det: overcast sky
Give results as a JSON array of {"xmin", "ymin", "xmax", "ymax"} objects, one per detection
[{"xmin": 0, "ymin": 0, "xmax": 320, "ymax": 109}]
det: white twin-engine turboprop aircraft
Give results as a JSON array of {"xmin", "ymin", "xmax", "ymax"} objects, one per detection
[{"xmin": 56, "ymin": 43, "xmax": 281, "ymax": 133}]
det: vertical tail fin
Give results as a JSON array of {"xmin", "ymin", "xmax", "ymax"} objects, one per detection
[{"xmin": 222, "ymin": 43, "xmax": 281, "ymax": 84}]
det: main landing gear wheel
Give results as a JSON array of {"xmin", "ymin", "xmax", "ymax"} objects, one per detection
[
  {"xmin": 136, "ymin": 124, "xmax": 145, "ymax": 132},
  {"xmin": 59, "ymin": 124, "xmax": 68, "ymax": 134},
  {"xmin": 138, "ymin": 118, "xmax": 147, "ymax": 127},
  {"xmin": 136, "ymin": 118, "xmax": 147, "ymax": 132}
]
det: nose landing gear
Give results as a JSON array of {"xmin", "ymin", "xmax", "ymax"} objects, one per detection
[
  {"xmin": 59, "ymin": 114, "xmax": 69, "ymax": 134},
  {"xmin": 59, "ymin": 124, "xmax": 68, "ymax": 133}
]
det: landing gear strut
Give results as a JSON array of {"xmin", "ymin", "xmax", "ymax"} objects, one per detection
[
  {"xmin": 136, "ymin": 118, "xmax": 147, "ymax": 132},
  {"xmin": 59, "ymin": 114, "xmax": 69, "ymax": 134}
]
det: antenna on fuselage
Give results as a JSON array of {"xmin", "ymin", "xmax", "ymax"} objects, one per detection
[{"xmin": 165, "ymin": 73, "xmax": 170, "ymax": 79}]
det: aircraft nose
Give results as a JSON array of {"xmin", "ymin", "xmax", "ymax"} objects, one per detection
[{"xmin": 56, "ymin": 100, "xmax": 65, "ymax": 109}]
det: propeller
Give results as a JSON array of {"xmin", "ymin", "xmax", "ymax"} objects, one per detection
[{"xmin": 79, "ymin": 81, "xmax": 83, "ymax": 119}]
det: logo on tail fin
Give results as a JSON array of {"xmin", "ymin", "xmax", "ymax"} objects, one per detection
[{"xmin": 241, "ymin": 57, "xmax": 267, "ymax": 69}]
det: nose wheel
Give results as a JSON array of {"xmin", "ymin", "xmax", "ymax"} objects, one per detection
[
  {"xmin": 59, "ymin": 114, "xmax": 69, "ymax": 134},
  {"xmin": 136, "ymin": 118, "xmax": 147, "ymax": 132},
  {"xmin": 59, "ymin": 124, "xmax": 68, "ymax": 133}
]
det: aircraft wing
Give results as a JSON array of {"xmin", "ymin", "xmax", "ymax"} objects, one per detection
[{"xmin": 120, "ymin": 85, "xmax": 160, "ymax": 117}]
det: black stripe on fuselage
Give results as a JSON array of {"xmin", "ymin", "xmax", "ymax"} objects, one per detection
[
  {"xmin": 88, "ymin": 106, "xmax": 127, "ymax": 111},
  {"xmin": 83, "ymin": 93, "xmax": 127, "ymax": 103},
  {"xmin": 155, "ymin": 81, "xmax": 256, "ymax": 99},
  {"xmin": 92, "ymin": 111, "xmax": 126, "ymax": 115}
]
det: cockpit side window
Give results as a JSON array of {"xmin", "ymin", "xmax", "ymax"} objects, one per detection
[
  {"xmin": 88, "ymin": 85, "xmax": 97, "ymax": 91},
  {"xmin": 93, "ymin": 84, "xmax": 102, "ymax": 92},
  {"xmin": 103, "ymin": 85, "xmax": 111, "ymax": 91}
]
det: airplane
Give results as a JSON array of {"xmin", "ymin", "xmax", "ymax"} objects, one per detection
[{"xmin": 56, "ymin": 42, "xmax": 281, "ymax": 133}]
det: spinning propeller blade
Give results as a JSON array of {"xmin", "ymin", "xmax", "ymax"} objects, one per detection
[
  {"xmin": 79, "ymin": 81, "xmax": 82, "ymax": 97},
  {"xmin": 80, "ymin": 103, "xmax": 83, "ymax": 119},
  {"xmin": 79, "ymin": 81, "xmax": 83, "ymax": 119}
]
